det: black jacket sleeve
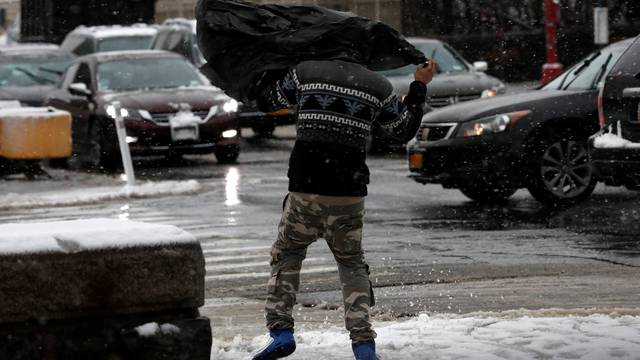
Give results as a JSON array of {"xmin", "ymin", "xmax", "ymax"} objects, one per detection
[
  {"xmin": 376, "ymin": 81, "xmax": 427, "ymax": 142},
  {"xmin": 255, "ymin": 69, "xmax": 299, "ymax": 113}
]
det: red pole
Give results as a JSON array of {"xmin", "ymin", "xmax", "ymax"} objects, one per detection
[{"xmin": 541, "ymin": 0, "xmax": 564, "ymax": 84}]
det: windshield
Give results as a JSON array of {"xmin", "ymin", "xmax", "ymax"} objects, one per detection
[
  {"xmin": 378, "ymin": 42, "xmax": 468, "ymax": 77},
  {"xmin": 97, "ymin": 36, "xmax": 154, "ymax": 52},
  {"xmin": 542, "ymin": 47, "xmax": 626, "ymax": 91},
  {"xmin": 0, "ymin": 58, "xmax": 71, "ymax": 87},
  {"xmin": 97, "ymin": 58, "xmax": 205, "ymax": 92}
]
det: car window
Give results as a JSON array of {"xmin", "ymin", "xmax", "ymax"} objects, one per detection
[
  {"xmin": 609, "ymin": 37, "xmax": 640, "ymax": 77},
  {"xmin": 97, "ymin": 57, "xmax": 205, "ymax": 92},
  {"xmin": 73, "ymin": 63, "xmax": 92, "ymax": 88},
  {"xmin": 543, "ymin": 46, "xmax": 626, "ymax": 91},
  {"xmin": 97, "ymin": 36, "xmax": 154, "ymax": 52},
  {"xmin": 62, "ymin": 35, "xmax": 94, "ymax": 56},
  {"xmin": 61, "ymin": 63, "xmax": 80, "ymax": 89},
  {"xmin": 0, "ymin": 57, "xmax": 71, "ymax": 87},
  {"xmin": 378, "ymin": 42, "xmax": 468, "ymax": 77},
  {"xmin": 150, "ymin": 31, "xmax": 170, "ymax": 49}
]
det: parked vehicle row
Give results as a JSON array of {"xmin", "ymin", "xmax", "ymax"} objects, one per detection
[
  {"xmin": 408, "ymin": 36, "xmax": 640, "ymax": 206},
  {"xmin": 1, "ymin": 23, "xmax": 242, "ymax": 168}
]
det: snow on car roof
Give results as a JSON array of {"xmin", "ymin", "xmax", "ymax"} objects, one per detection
[
  {"xmin": 0, "ymin": 219, "xmax": 196, "ymax": 255},
  {"xmin": 71, "ymin": 24, "xmax": 158, "ymax": 39},
  {"xmin": 85, "ymin": 49, "xmax": 183, "ymax": 62},
  {"xmin": 162, "ymin": 18, "xmax": 197, "ymax": 33}
]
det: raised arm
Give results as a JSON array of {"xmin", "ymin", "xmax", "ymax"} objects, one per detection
[{"xmin": 376, "ymin": 60, "xmax": 436, "ymax": 142}]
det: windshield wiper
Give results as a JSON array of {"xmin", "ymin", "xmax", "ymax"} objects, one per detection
[
  {"xmin": 38, "ymin": 67, "xmax": 64, "ymax": 76},
  {"xmin": 560, "ymin": 51, "xmax": 601, "ymax": 90},
  {"xmin": 13, "ymin": 67, "xmax": 55, "ymax": 85},
  {"xmin": 590, "ymin": 53, "xmax": 613, "ymax": 89}
]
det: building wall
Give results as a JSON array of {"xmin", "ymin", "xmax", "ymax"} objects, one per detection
[
  {"xmin": 155, "ymin": 0, "xmax": 402, "ymax": 31},
  {"xmin": 0, "ymin": 0, "xmax": 19, "ymax": 34}
]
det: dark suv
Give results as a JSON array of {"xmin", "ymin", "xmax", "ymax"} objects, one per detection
[
  {"xmin": 590, "ymin": 36, "xmax": 640, "ymax": 190},
  {"xmin": 150, "ymin": 18, "xmax": 293, "ymax": 136}
]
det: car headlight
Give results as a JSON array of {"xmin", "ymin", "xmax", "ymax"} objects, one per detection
[
  {"xmin": 105, "ymin": 105, "xmax": 130, "ymax": 119},
  {"xmin": 222, "ymin": 129, "xmax": 238, "ymax": 138},
  {"xmin": 223, "ymin": 99, "xmax": 239, "ymax": 113},
  {"xmin": 208, "ymin": 99, "xmax": 239, "ymax": 118},
  {"xmin": 481, "ymin": 88, "xmax": 497, "ymax": 98},
  {"xmin": 458, "ymin": 110, "xmax": 531, "ymax": 137}
]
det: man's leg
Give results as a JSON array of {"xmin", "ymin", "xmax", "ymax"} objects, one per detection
[
  {"xmin": 265, "ymin": 194, "xmax": 324, "ymax": 330},
  {"xmin": 324, "ymin": 201, "xmax": 376, "ymax": 343}
]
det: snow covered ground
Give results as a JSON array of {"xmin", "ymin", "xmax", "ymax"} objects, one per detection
[
  {"xmin": 0, "ymin": 180, "xmax": 201, "ymax": 210},
  {"xmin": 212, "ymin": 312, "xmax": 640, "ymax": 360}
]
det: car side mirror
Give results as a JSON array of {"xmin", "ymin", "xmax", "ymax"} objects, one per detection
[
  {"xmin": 69, "ymin": 82, "xmax": 92, "ymax": 97},
  {"xmin": 473, "ymin": 61, "xmax": 488, "ymax": 72}
]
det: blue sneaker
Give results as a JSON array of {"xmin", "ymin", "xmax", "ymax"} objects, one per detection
[
  {"xmin": 252, "ymin": 329, "xmax": 296, "ymax": 360},
  {"xmin": 352, "ymin": 341, "xmax": 379, "ymax": 360}
]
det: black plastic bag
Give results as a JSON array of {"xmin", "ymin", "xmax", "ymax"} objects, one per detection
[{"xmin": 195, "ymin": 0, "xmax": 425, "ymax": 102}]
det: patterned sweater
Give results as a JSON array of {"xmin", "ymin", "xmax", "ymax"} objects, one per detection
[{"xmin": 257, "ymin": 60, "xmax": 426, "ymax": 196}]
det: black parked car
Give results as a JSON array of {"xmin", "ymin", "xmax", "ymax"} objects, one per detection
[
  {"xmin": 590, "ymin": 36, "xmax": 640, "ymax": 190},
  {"xmin": 0, "ymin": 44, "xmax": 73, "ymax": 106},
  {"xmin": 150, "ymin": 18, "xmax": 293, "ymax": 137},
  {"xmin": 407, "ymin": 38, "xmax": 634, "ymax": 206}
]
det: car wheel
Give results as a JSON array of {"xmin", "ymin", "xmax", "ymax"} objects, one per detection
[
  {"xmin": 526, "ymin": 135, "xmax": 596, "ymax": 206},
  {"xmin": 459, "ymin": 182, "xmax": 517, "ymax": 203},
  {"xmin": 215, "ymin": 145, "xmax": 240, "ymax": 164},
  {"xmin": 252, "ymin": 121, "xmax": 276, "ymax": 137}
]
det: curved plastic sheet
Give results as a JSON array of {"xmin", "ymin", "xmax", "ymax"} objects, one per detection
[{"xmin": 196, "ymin": 0, "xmax": 425, "ymax": 102}]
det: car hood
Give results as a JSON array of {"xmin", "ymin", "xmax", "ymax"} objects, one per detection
[
  {"xmin": 421, "ymin": 89, "xmax": 577, "ymax": 124},
  {"xmin": 0, "ymin": 85, "xmax": 55, "ymax": 106},
  {"xmin": 387, "ymin": 72, "xmax": 502, "ymax": 97},
  {"xmin": 99, "ymin": 86, "xmax": 233, "ymax": 113}
]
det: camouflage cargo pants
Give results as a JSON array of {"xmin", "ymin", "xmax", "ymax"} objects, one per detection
[{"xmin": 265, "ymin": 193, "xmax": 376, "ymax": 343}]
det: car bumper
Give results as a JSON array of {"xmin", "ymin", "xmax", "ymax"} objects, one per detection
[
  {"xmin": 590, "ymin": 145, "xmax": 640, "ymax": 187},
  {"xmin": 119, "ymin": 114, "xmax": 241, "ymax": 155},
  {"xmin": 407, "ymin": 134, "xmax": 521, "ymax": 188}
]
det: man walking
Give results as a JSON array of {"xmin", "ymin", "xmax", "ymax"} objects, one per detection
[{"xmin": 252, "ymin": 59, "xmax": 436, "ymax": 360}]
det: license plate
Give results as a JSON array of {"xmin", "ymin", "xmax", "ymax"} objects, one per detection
[{"xmin": 171, "ymin": 125, "xmax": 199, "ymax": 141}]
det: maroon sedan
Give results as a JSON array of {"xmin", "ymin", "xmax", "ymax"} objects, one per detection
[{"xmin": 46, "ymin": 50, "xmax": 241, "ymax": 168}]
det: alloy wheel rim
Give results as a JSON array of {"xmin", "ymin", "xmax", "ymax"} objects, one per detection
[{"xmin": 540, "ymin": 140, "xmax": 593, "ymax": 199}]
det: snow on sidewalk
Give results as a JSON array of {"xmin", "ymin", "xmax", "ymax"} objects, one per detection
[
  {"xmin": 0, "ymin": 180, "xmax": 201, "ymax": 210},
  {"xmin": 212, "ymin": 312, "xmax": 640, "ymax": 360}
]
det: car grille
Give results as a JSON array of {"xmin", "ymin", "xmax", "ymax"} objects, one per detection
[
  {"xmin": 416, "ymin": 124, "xmax": 457, "ymax": 142},
  {"xmin": 427, "ymin": 94, "xmax": 481, "ymax": 108},
  {"xmin": 150, "ymin": 110, "xmax": 210, "ymax": 124}
]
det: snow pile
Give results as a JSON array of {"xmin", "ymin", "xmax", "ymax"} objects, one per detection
[
  {"xmin": 0, "ymin": 180, "xmax": 201, "ymax": 210},
  {"xmin": 212, "ymin": 313, "xmax": 640, "ymax": 359},
  {"xmin": 0, "ymin": 218, "xmax": 196, "ymax": 254},
  {"xmin": 135, "ymin": 322, "xmax": 181, "ymax": 337},
  {"xmin": 593, "ymin": 133, "xmax": 640, "ymax": 149}
]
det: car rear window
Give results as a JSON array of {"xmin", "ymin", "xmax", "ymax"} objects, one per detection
[
  {"xmin": 97, "ymin": 36, "xmax": 154, "ymax": 52},
  {"xmin": 97, "ymin": 57, "xmax": 205, "ymax": 92}
]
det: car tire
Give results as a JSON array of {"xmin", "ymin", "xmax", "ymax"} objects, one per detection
[
  {"xmin": 459, "ymin": 182, "xmax": 517, "ymax": 203},
  {"xmin": 252, "ymin": 121, "xmax": 276, "ymax": 137},
  {"xmin": 526, "ymin": 134, "xmax": 596, "ymax": 207},
  {"xmin": 86, "ymin": 128, "xmax": 120, "ymax": 171},
  {"xmin": 215, "ymin": 145, "xmax": 240, "ymax": 164}
]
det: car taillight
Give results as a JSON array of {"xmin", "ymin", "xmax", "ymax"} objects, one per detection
[{"xmin": 597, "ymin": 84, "xmax": 606, "ymax": 128}]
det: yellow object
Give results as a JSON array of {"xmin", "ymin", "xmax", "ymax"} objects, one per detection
[
  {"xmin": 0, "ymin": 107, "xmax": 72, "ymax": 160},
  {"xmin": 409, "ymin": 152, "xmax": 424, "ymax": 170}
]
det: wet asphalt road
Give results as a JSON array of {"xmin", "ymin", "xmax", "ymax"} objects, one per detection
[{"xmin": 1, "ymin": 125, "xmax": 639, "ymax": 339}]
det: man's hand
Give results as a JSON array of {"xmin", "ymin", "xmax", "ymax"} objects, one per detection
[{"xmin": 415, "ymin": 59, "xmax": 437, "ymax": 85}]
